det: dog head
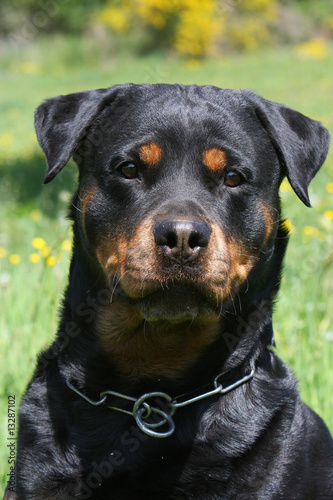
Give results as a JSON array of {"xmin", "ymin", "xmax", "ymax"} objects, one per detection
[{"xmin": 35, "ymin": 84, "xmax": 329, "ymax": 338}]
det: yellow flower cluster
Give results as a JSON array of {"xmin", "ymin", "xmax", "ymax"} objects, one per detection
[
  {"xmin": 0, "ymin": 234, "xmax": 72, "ymax": 267},
  {"xmin": 97, "ymin": 0, "xmax": 277, "ymax": 56},
  {"xmin": 302, "ymin": 226, "xmax": 326, "ymax": 242},
  {"xmin": 226, "ymin": 0, "xmax": 277, "ymax": 51},
  {"xmin": 295, "ymin": 38, "xmax": 328, "ymax": 60},
  {"xmin": 228, "ymin": 17, "xmax": 270, "ymax": 51},
  {"xmin": 31, "ymin": 237, "xmax": 54, "ymax": 266},
  {"xmin": 173, "ymin": 0, "xmax": 222, "ymax": 57},
  {"xmin": 30, "ymin": 237, "xmax": 72, "ymax": 266},
  {"xmin": 240, "ymin": 0, "xmax": 277, "ymax": 19},
  {"xmin": 136, "ymin": 0, "xmax": 181, "ymax": 28},
  {"xmin": 97, "ymin": 6, "xmax": 130, "ymax": 32}
]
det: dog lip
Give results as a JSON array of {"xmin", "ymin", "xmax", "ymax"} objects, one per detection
[
  {"xmin": 115, "ymin": 274, "xmax": 227, "ymax": 303},
  {"xmin": 124, "ymin": 284, "xmax": 218, "ymax": 323}
]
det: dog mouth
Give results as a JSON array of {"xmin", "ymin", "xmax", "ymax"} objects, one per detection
[{"xmin": 115, "ymin": 281, "xmax": 221, "ymax": 323}]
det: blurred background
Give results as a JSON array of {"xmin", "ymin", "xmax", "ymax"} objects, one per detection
[{"xmin": 1, "ymin": 0, "xmax": 333, "ymax": 488}]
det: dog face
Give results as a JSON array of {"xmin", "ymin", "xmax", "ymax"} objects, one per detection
[{"xmin": 35, "ymin": 84, "xmax": 330, "ymax": 328}]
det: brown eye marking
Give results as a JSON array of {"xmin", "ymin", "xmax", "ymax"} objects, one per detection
[
  {"xmin": 203, "ymin": 148, "xmax": 227, "ymax": 173},
  {"xmin": 138, "ymin": 142, "xmax": 162, "ymax": 167}
]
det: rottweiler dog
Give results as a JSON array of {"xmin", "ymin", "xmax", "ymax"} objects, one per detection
[{"xmin": 6, "ymin": 84, "xmax": 333, "ymax": 499}]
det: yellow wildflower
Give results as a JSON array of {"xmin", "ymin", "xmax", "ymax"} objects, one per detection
[
  {"xmin": 42, "ymin": 246, "xmax": 52, "ymax": 258},
  {"xmin": 30, "ymin": 209, "xmax": 43, "ymax": 221},
  {"xmin": 0, "ymin": 248, "xmax": 7, "ymax": 258},
  {"xmin": 326, "ymin": 182, "xmax": 333, "ymax": 194},
  {"xmin": 324, "ymin": 210, "xmax": 333, "ymax": 221},
  {"xmin": 46, "ymin": 256, "xmax": 57, "ymax": 267},
  {"xmin": 295, "ymin": 38, "xmax": 328, "ymax": 60},
  {"xmin": 303, "ymin": 226, "xmax": 319, "ymax": 238},
  {"xmin": 29, "ymin": 253, "xmax": 41, "ymax": 264},
  {"xmin": 9, "ymin": 254, "xmax": 21, "ymax": 265},
  {"xmin": 32, "ymin": 237, "xmax": 46, "ymax": 250},
  {"xmin": 61, "ymin": 239, "xmax": 72, "ymax": 251},
  {"xmin": 0, "ymin": 133, "xmax": 14, "ymax": 148}
]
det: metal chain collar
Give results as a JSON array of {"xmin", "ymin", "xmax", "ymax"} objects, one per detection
[{"xmin": 66, "ymin": 368, "xmax": 255, "ymax": 438}]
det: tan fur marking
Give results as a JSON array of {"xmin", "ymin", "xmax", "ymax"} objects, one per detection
[
  {"xmin": 95, "ymin": 218, "xmax": 158, "ymax": 298},
  {"xmin": 204, "ymin": 222, "xmax": 257, "ymax": 300},
  {"xmin": 81, "ymin": 189, "xmax": 97, "ymax": 211},
  {"xmin": 138, "ymin": 142, "xmax": 162, "ymax": 167},
  {"xmin": 203, "ymin": 148, "xmax": 227, "ymax": 173},
  {"xmin": 80, "ymin": 187, "xmax": 98, "ymax": 240},
  {"xmin": 258, "ymin": 201, "xmax": 277, "ymax": 247},
  {"xmin": 111, "ymin": 218, "xmax": 161, "ymax": 299},
  {"xmin": 96, "ymin": 237, "xmax": 128, "ymax": 278},
  {"xmin": 97, "ymin": 303, "xmax": 220, "ymax": 380},
  {"xmin": 228, "ymin": 238, "xmax": 257, "ymax": 284}
]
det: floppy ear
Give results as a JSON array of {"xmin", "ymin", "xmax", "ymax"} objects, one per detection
[
  {"xmin": 35, "ymin": 85, "xmax": 128, "ymax": 184},
  {"xmin": 249, "ymin": 92, "xmax": 330, "ymax": 207}
]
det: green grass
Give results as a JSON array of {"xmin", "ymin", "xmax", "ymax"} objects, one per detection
[{"xmin": 1, "ymin": 35, "xmax": 333, "ymax": 491}]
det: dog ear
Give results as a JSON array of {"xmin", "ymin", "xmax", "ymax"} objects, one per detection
[
  {"xmin": 35, "ymin": 85, "xmax": 128, "ymax": 184},
  {"xmin": 249, "ymin": 93, "xmax": 330, "ymax": 207}
]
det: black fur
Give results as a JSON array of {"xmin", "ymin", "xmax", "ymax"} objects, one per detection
[{"xmin": 6, "ymin": 85, "xmax": 333, "ymax": 499}]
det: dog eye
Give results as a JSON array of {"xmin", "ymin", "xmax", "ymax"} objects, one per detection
[
  {"xmin": 225, "ymin": 171, "xmax": 243, "ymax": 187},
  {"xmin": 119, "ymin": 162, "xmax": 139, "ymax": 179}
]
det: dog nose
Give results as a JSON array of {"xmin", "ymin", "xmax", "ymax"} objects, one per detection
[{"xmin": 154, "ymin": 219, "xmax": 211, "ymax": 262}]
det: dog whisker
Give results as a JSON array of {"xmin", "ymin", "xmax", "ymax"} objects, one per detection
[
  {"xmin": 110, "ymin": 270, "xmax": 130, "ymax": 303},
  {"xmin": 85, "ymin": 280, "xmax": 99, "ymax": 295},
  {"xmin": 70, "ymin": 201, "xmax": 82, "ymax": 213}
]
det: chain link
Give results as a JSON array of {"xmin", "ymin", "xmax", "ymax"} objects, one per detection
[{"xmin": 66, "ymin": 367, "xmax": 255, "ymax": 438}]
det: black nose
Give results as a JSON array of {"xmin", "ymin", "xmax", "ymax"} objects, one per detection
[{"xmin": 154, "ymin": 219, "xmax": 211, "ymax": 262}]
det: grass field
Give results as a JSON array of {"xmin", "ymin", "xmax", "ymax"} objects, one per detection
[{"xmin": 1, "ymin": 35, "xmax": 333, "ymax": 491}]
